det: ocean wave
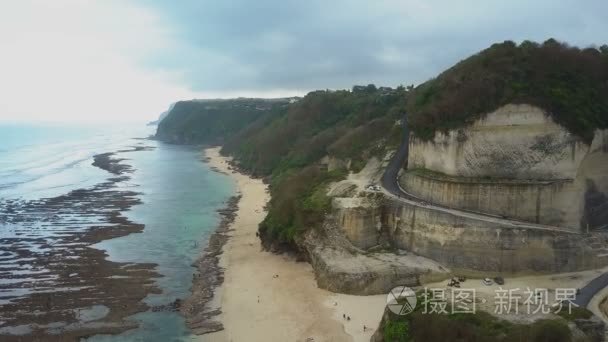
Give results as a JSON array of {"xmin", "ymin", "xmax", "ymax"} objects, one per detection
[{"xmin": 0, "ymin": 154, "xmax": 95, "ymax": 190}]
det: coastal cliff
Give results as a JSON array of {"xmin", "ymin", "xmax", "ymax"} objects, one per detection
[
  {"xmin": 408, "ymin": 104, "xmax": 588, "ymax": 180},
  {"xmin": 155, "ymin": 98, "xmax": 294, "ymax": 145},
  {"xmin": 310, "ymin": 103, "xmax": 608, "ymax": 290},
  {"xmin": 154, "ymin": 39, "xmax": 608, "ymax": 341},
  {"xmin": 155, "ymin": 40, "xmax": 608, "ymax": 289},
  {"xmin": 404, "ymin": 104, "xmax": 608, "ymax": 230}
]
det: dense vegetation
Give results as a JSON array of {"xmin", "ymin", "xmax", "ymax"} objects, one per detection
[
  {"xmin": 153, "ymin": 39, "xmax": 608, "ymax": 338},
  {"xmin": 408, "ymin": 39, "xmax": 608, "ymax": 142},
  {"xmin": 222, "ymin": 86, "xmax": 405, "ymax": 176},
  {"xmin": 156, "ymin": 40, "xmax": 608, "ymax": 249},
  {"xmin": 380, "ymin": 291, "xmax": 579, "ymax": 342},
  {"xmin": 156, "ymin": 98, "xmax": 293, "ymax": 144},
  {"xmin": 156, "ymin": 86, "xmax": 408, "ymax": 249},
  {"xmin": 384, "ymin": 311, "xmax": 571, "ymax": 342},
  {"xmin": 221, "ymin": 86, "xmax": 407, "ymax": 249}
]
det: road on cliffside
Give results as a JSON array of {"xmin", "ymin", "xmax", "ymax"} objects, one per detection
[
  {"xmin": 381, "ymin": 113, "xmax": 608, "ymax": 310},
  {"xmin": 379, "ymin": 113, "xmax": 577, "ymax": 233},
  {"xmin": 574, "ymin": 273, "xmax": 608, "ymax": 308}
]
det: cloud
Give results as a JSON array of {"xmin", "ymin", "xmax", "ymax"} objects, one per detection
[
  {"xmin": 0, "ymin": 0, "xmax": 206, "ymax": 122},
  {"xmin": 139, "ymin": 0, "xmax": 608, "ymax": 93},
  {"xmin": 1, "ymin": 0, "xmax": 606, "ymax": 122}
]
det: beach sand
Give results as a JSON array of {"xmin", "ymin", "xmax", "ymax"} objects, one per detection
[
  {"xmin": 199, "ymin": 147, "xmax": 608, "ymax": 341},
  {"xmin": 203, "ymin": 147, "xmax": 386, "ymax": 342}
]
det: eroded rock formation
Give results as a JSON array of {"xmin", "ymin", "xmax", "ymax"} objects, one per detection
[
  {"xmin": 405, "ymin": 104, "xmax": 608, "ymax": 231},
  {"xmin": 316, "ymin": 104, "xmax": 608, "ymax": 286}
]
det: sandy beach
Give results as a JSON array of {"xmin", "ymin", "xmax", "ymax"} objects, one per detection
[
  {"xmin": 202, "ymin": 147, "xmax": 386, "ymax": 342},
  {"xmin": 199, "ymin": 147, "xmax": 608, "ymax": 340}
]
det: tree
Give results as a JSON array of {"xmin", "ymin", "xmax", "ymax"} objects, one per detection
[
  {"xmin": 543, "ymin": 38, "xmax": 561, "ymax": 47},
  {"xmin": 365, "ymin": 84, "xmax": 378, "ymax": 93},
  {"xmin": 407, "ymin": 39, "xmax": 608, "ymax": 142},
  {"xmin": 520, "ymin": 40, "xmax": 539, "ymax": 50}
]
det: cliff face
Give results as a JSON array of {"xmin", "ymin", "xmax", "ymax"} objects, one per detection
[
  {"xmin": 301, "ymin": 206, "xmax": 449, "ymax": 295},
  {"xmin": 147, "ymin": 103, "xmax": 175, "ymax": 126},
  {"xmin": 155, "ymin": 98, "xmax": 292, "ymax": 145},
  {"xmin": 332, "ymin": 197, "xmax": 382, "ymax": 249},
  {"xmin": 383, "ymin": 197, "xmax": 608, "ymax": 273},
  {"xmin": 309, "ymin": 103, "xmax": 608, "ymax": 288},
  {"xmin": 408, "ymin": 104, "xmax": 588, "ymax": 179},
  {"xmin": 405, "ymin": 104, "xmax": 608, "ymax": 230},
  {"xmin": 328, "ymin": 193, "xmax": 608, "ymax": 276},
  {"xmin": 406, "ymin": 40, "xmax": 608, "ymax": 143}
]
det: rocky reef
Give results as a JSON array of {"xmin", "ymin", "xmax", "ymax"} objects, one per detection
[{"xmin": 406, "ymin": 104, "xmax": 608, "ymax": 231}]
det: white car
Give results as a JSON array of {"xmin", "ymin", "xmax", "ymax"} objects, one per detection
[
  {"xmin": 482, "ymin": 278, "xmax": 493, "ymax": 286},
  {"xmin": 366, "ymin": 184, "xmax": 381, "ymax": 191}
]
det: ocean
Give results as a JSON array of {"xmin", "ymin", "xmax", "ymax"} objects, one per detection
[{"xmin": 0, "ymin": 123, "xmax": 234, "ymax": 341}]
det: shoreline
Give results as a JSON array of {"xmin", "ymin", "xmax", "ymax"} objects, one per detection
[
  {"xmin": 198, "ymin": 147, "xmax": 385, "ymax": 342},
  {"xmin": 180, "ymin": 194, "xmax": 241, "ymax": 334}
]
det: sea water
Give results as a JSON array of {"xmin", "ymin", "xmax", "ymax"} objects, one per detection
[{"xmin": 0, "ymin": 123, "xmax": 234, "ymax": 341}]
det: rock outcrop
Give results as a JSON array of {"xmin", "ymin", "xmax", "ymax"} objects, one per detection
[
  {"xmin": 400, "ymin": 170, "xmax": 578, "ymax": 227},
  {"xmin": 408, "ymin": 104, "xmax": 589, "ymax": 180},
  {"xmin": 328, "ymin": 191, "xmax": 608, "ymax": 275},
  {"xmin": 383, "ymin": 197, "xmax": 608, "ymax": 273},
  {"xmin": 405, "ymin": 104, "xmax": 608, "ymax": 230},
  {"xmin": 301, "ymin": 212, "xmax": 449, "ymax": 295},
  {"xmin": 317, "ymin": 104, "xmax": 608, "ymax": 283}
]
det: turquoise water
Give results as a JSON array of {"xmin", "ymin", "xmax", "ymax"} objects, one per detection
[
  {"xmin": 0, "ymin": 123, "xmax": 144, "ymax": 200},
  {"xmin": 91, "ymin": 143, "xmax": 234, "ymax": 341},
  {"xmin": 0, "ymin": 123, "xmax": 234, "ymax": 341}
]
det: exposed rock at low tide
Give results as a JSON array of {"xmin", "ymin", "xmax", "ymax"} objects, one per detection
[
  {"xmin": 0, "ymin": 145, "xmax": 161, "ymax": 341},
  {"xmin": 180, "ymin": 195, "xmax": 241, "ymax": 335}
]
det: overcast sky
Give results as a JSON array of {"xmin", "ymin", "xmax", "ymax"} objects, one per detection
[{"xmin": 0, "ymin": 0, "xmax": 606, "ymax": 123}]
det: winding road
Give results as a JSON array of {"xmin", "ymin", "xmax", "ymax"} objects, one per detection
[
  {"xmin": 379, "ymin": 114, "xmax": 576, "ymax": 233},
  {"xmin": 380, "ymin": 113, "xmax": 608, "ymax": 309}
]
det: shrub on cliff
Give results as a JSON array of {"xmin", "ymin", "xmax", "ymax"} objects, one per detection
[
  {"xmin": 223, "ymin": 87, "xmax": 407, "ymax": 176},
  {"xmin": 156, "ymin": 98, "xmax": 291, "ymax": 144},
  {"xmin": 408, "ymin": 39, "xmax": 608, "ymax": 142},
  {"xmin": 157, "ymin": 87, "xmax": 409, "ymax": 249},
  {"xmin": 381, "ymin": 311, "xmax": 572, "ymax": 342},
  {"xmin": 259, "ymin": 167, "xmax": 346, "ymax": 248},
  {"xmin": 222, "ymin": 88, "xmax": 408, "ymax": 249}
]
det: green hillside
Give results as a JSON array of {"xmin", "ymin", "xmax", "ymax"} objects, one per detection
[
  {"xmin": 222, "ymin": 86, "xmax": 405, "ymax": 176},
  {"xmin": 156, "ymin": 86, "xmax": 408, "ymax": 250},
  {"xmin": 155, "ymin": 98, "xmax": 293, "ymax": 144},
  {"xmin": 408, "ymin": 39, "xmax": 608, "ymax": 142},
  {"xmin": 222, "ymin": 87, "xmax": 407, "ymax": 248},
  {"xmin": 155, "ymin": 39, "xmax": 608, "ymax": 250}
]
